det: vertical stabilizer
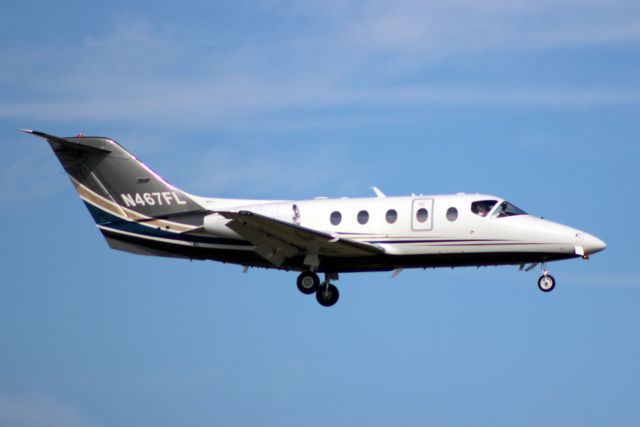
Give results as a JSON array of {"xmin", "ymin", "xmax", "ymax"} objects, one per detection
[{"xmin": 23, "ymin": 130, "xmax": 205, "ymax": 231}]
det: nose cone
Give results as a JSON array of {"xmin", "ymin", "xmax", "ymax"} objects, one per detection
[{"xmin": 583, "ymin": 233, "xmax": 607, "ymax": 255}]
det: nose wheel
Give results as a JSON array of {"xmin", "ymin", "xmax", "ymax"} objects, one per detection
[
  {"xmin": 537, "ymin": 274, "xmax": 556, "ymax": 292},
  {"xmin": 537, "ymin": 262, "xmax": 556, "ymax": 292}
]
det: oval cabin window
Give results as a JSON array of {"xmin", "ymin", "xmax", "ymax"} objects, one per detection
[
  {"xmin": 357, "ymin": 210, "xmax": 369, "ymax": 225},
  {"xmin": 446, "ymin": 207, "xmax": 458, "ymax": 222},
  {"xmin": 330, "ymin": 211, "xmax": 342, "ymax": 226},
  {"xmin": 386, "ymin": 209, "xmax": 398, "ymax": 224}
]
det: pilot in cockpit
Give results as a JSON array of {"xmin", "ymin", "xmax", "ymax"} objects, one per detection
[{"xmin": 498, "ymin": 203, "xmax": 508, "ymax": 217}]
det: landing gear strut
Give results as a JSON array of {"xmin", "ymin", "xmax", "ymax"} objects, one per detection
[
  {"xmin": 316, "ymin": 275, "xmax": 340, "ymax": 307},
  {"xmin": 537, "ymin": 262, "xmax": 556, "ymax": 292}
]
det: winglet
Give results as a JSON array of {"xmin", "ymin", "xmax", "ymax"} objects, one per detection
[{"xmin": 370, "ymin": 186, "xmax": 386, "ymax": 198}]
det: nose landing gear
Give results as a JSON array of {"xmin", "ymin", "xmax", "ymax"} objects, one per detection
[
  {"xmin": 296, "ymin": 272, "xmax": 340, "ymax": 307},
  {"xmin": 537, "ymin": 274, "xmax": 556, "ymax": 292},
  {"xmin": 537, "ymin": 262, "xmax": 556, "ymax": 292}
]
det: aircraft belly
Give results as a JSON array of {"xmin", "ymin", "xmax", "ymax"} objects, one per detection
[
  {"xmin": 379, "ymin": 240, "xmax": 574, "ymax": 256},
  {"xmin": 318, "ymin": 251, "xmax": 577, "ymax": 272},
  {"xmin": 102, "ymin": 227, "xmax": 577, "ymax": 273}
]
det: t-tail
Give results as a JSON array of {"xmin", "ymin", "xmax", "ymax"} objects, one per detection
[{"xmin": 23, "ymin": 130, "xmax": 210, "ymax": 257}]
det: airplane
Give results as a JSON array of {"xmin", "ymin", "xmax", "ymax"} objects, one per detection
[{"xmin": 23, "ymin": 130, "xmax": 607, "ymax": 307}]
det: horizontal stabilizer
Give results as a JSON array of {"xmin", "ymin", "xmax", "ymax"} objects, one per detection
[{"xmin": 22, "ymin": 129, "xmax": 112, "ymax": 153}]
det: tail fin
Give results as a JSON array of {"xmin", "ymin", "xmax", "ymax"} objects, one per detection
[{"xmin": 23, "ymin": 130, "xmax": 205, "ymax": 230}]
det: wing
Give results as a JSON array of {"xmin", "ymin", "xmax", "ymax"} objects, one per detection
[{"xmin": 217, "ymin": 211, "xmax": 384, "ymax": 266}]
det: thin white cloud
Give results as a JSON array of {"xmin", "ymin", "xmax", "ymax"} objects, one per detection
[
  {"xmin": 2, "ymin": 2, "xmax": 640, "ymax": 127},
  {"xmin": 0, "ymin": 393, "xmax": 100, "ymax": 427},
  {"xmin": 347, "ymin": 0, "xmax": 640, "ymax": 55},
  {"xmin": 2, "ymin": 84, "xmax": 639, "ymax": 126}
]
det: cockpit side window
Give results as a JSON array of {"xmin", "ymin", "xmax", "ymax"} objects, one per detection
[
  {"xmin": 495, "ymin": 201, "xmax": 527, "ymax": 218},
  {"xmin": 471, "ymin": 200, "xmax": 498, "ymax": 217}
]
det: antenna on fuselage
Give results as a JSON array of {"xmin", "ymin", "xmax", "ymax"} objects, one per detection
[{"xmin": 370, "ymin": 187, "xmax": 386, "ymax": 198}]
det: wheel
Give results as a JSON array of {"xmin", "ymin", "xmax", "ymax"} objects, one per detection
[
  {"xmin": 538, "ymin": 274, "xmax": 556, "ymax": 292},
  {"xmin": 297, "ymin": 271, "xmax": 320, "ymax": 295},
  {"xmin": 316, "ymin": 283, "xmax": 340, "ymax": 307}
]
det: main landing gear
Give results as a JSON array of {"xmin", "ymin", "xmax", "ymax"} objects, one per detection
[
  {"xmin": 296, "ymin": 271, "xmax": 320, "ymax": 294},
  {"xmin": 537, "ymin": 262, "xmax": 556, "ymax": 293},
  {"xmin": 296, "ymin": 271, "xmax": 340, "ymax": 307}
]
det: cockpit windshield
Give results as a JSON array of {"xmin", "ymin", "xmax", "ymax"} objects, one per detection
[
  {"xmin": 494, "ymin": 201, "xmax": 527, "ymax": 218},
  {"xmin": 471, "ymin": 200, "xmax": 498, "ymax": 217}
]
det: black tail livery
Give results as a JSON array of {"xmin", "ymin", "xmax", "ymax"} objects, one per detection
[{"xmin": 23, "ymin": 130, "xmax": 220, "ymax": 258}]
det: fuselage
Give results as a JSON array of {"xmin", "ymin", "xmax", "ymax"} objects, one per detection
[{"xmin": 195, "ymin": 193, "xmax": 606, "ymax": 272}]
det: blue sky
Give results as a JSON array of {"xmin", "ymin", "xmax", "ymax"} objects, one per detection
[{"xmin": 1, "ymin": 1, "xmax": 639, "ymax": 426}]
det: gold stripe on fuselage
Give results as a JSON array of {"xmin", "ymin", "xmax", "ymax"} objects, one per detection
[{"xmin": 70, "ymin": 176, "xmax": 197, "ymax": 233}]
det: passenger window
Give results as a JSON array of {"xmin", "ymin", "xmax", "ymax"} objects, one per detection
[
  {"xmin": 446, "ymin": 207, "xmax": 458, "ymax": 222},
  {"xmin": 471, "ymin": 200, "xmax": 497, "ymax": 217},
  {"xmin": 416, "ymin": 208, "xmax": 428, "ymax": 223},
  {"xmin": 330, "ymin": 211, "xmax": 342, "ymax": 225},
  {"xmin": 386, "ymin": 209, "xmax": 398, "ymax": 224},
  {"xmin": 357, "ymin": 210, "xmax": 369, "ymax": 225}
]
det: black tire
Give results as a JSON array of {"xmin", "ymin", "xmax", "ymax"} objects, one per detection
[
  {"xmin": 297, "ymin": 271, "xmax": 320, "ymax": 295},
  {"xmin": 538, "ymin": 274, "xmax": 556, "ymax": 292},
  {"xmin": 316, "ymin": 283, "xmax": 340, "ymax": 307}
]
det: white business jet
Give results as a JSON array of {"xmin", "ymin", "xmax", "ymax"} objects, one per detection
[{"xmin": 24, "ymin": 130, "xmax": 606, "ymax": 307}]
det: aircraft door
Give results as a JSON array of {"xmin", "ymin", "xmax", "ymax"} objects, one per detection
[{"xmin": 411, "ymin": 198, "xmax": 434, "ymax": 231}]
